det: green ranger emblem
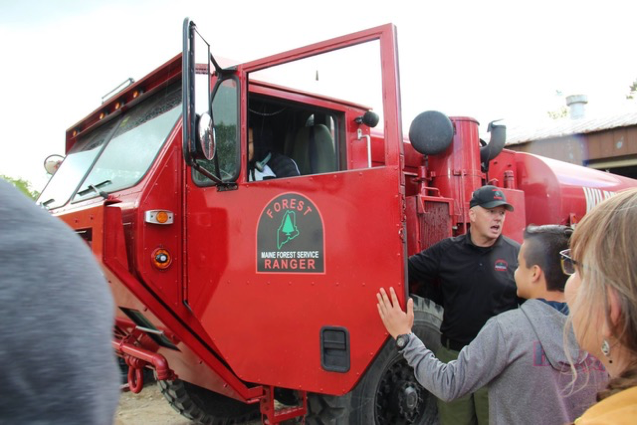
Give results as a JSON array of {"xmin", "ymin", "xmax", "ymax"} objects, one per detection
[{"xmin": 277, "ymin": 210, "xmax": 300, "ymax": 249}]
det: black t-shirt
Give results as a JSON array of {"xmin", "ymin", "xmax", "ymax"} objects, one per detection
[{"xmin": 408, "ymin": 233, "xmax": 521, "ymax": 346}]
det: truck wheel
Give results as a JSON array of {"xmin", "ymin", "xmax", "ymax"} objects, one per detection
[
  {"xmin": 158, "ymin": 379, "xmax": 260, "ymax": 425},
  {"xmin": 306, "ymin": 296, "xmax": 442, "ymax": 425}
]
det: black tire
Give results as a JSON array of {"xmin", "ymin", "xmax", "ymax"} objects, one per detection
[
  {"xmin": 306, "ymin": 295, "xmax": 443, "ymax": 425},
  {"xmin": 158, "ymin": 379, "xmax": 260, "ymax": 425}
]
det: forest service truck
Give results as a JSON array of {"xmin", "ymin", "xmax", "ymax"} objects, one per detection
[{"xmin": 38, "ymin": 20, "xmax": 636, "ymax": 424}]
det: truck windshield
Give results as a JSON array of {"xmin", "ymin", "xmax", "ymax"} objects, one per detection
[{"xmin": 39, "ymin": 82, "xmax": 181, "ymax": 208}]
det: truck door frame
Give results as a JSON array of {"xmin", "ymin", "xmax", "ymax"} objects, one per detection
[{"xmin": 182, "ymin": 22, "xmax": 410, "ymax": 395}]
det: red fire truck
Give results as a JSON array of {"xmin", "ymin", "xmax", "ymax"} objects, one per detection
[{"xmin": 38, "ymin": 20, "xmax": 635, "ymax": 424}]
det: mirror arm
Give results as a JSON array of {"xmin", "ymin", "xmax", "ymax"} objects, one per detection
[
  {"xmin": 209, "ymin": 52, "xmax": 226, "ymax": 76},
  {"xmin": 191, "ymin": 161, "xmax": 223, "ymax": 185},
  {"xmin": 212, "ymin": 142, "xmax": 222, "ymax": 178}
]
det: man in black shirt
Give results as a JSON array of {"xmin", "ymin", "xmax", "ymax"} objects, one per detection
[{"xmin": 408, "ymin": 185, "xmax": 520, "ymax": 425}]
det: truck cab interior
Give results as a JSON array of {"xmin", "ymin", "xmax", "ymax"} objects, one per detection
[{"xmin": 248, "ymin": 95, "xmax": 340, "ymax": 178}]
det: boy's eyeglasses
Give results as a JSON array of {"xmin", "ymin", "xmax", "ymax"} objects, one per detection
[{"xmin": 559, "ymin": 249, "xmax": 579, "ymax": 276}]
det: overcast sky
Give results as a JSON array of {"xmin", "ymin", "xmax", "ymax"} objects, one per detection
[{"xmin": 1, "ymin": 0, "xmax": 636, "ymax": 191}]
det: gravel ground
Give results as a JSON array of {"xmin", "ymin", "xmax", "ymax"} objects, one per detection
[
  {"xmin": 114, "ymin": 383, "xmax": 262, "ymax": 425},
  {"xmin": 114, "ymin": 383, "xmax": 192, "ymax": 425}
]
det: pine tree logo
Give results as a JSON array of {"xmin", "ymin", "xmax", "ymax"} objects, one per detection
[
  {"xmin": 277, "ymin": 210, "xmax": 300, "ymax": 249},
  {"xmin": 257, "ymin": 193, "xmax": 324, "ymax": 273}
]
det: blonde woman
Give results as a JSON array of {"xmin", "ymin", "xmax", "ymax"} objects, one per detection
[{"xmin": 564, "ymin": 188, "xmax": 637, "ymax": 423}]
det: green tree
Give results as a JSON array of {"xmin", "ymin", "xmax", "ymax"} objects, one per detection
[
  {"xmin": 1, "ymin": 175, "xmax": 40, "ymax": 200},
  {"xmin": 547, "ymin": 90, "xmax": 568, "ymax": 120},
  {"xmin": 547, "ymin": 106, "xmax": 568, "ymax": 120},
  {"xmin": 627, "ymin": 78, "xmax": 637, "ymax": 100}
]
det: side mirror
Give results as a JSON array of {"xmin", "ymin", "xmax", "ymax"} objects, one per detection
[
  {"xmin": 44, "ymin": 154, "xmax": 64, "ymax": 175},
  {"xmin": 195, "ymin": 112, "xmax": 216, "ymax": 160},
  {"xmin": 355, "ymin": 110, "xmax": 380, "ymax": 128},
  {"xmin": 181, "ymin": 18, "xmax": 225, "ymax": 185},
  {"xmin": 408, "ymin": 110, "xmax": 454, "ymax": 155}
]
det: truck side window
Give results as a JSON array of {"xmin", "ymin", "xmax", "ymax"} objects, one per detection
[
  {"xmin": 291, "ymin": 118, "xmax": 337, "ymax": 175},
  {"xmin": 193, "ymin": 77, "xmax": 240, "ymax": 184},
  {"xmin": 248, "ymin": 94, "xmax": 340, "ymax": 177}
]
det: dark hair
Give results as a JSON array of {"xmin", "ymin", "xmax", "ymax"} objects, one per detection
[
  {"xmin": 522, "ymin": 224, "xmax": 573, "ymax": 292},
  {"xmin": 251, "ymin": 125, "xmax": 274, "ymax": 162}
]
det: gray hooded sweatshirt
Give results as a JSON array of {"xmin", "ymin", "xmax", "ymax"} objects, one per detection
[
  {"xmin": 402, "ymin": 299, "xmax": 608, "ymax": 425},
  {"xmin": 0, "ymin": 180, "xmax": 120, "ymax": 424}
]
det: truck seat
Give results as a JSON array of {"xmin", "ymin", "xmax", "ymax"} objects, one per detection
[{"xmin": 291, "ymin": 124, "xmax": 336, "ymax": 175}]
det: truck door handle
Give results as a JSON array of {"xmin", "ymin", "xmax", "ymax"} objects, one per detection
[{"xmin": 320, "ymin": 326, "xmax": 350, "ymax": 373}]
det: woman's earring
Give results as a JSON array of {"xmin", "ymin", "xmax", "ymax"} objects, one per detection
[{"xmin": 601, "ymin": 339, "xmax": 613, "ymax": 364}]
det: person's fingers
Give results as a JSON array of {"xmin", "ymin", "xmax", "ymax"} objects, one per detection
[
  {"xmin": 376, "ymin": 292, "xmax": 386, "ymax": 312},
  {"xmin": 377, "ymin": 293, "xmax": 392, "ymax": 323},
  {"xmin": 406, "ymin": 297, "xmax": 415, "ymax": 328},
  {"xmin": 389, "ymin": 287, "xmax": 400, "ymax": 308},
  {"xmin": 379, "ymin": 287, "xmax": 391, "ymax": 306},
  {"xmin": 379, "ymin": 287, "xmax": 388, "ymax": 299}
]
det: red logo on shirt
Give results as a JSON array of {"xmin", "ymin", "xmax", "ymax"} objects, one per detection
[{"xmin": 494, "ymin": 259, "xmax": 508, "ymax": 271}]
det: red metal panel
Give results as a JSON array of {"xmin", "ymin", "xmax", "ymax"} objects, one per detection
[
  {"xmin": 102, "ymin": 205, "xmax": 263, "ymax": 402},
  {"xmin": 56, "ymin": 203, "xmax": 105, "ymax": 260},
  {"xmin": 509, "ymin": 151, "xmax": 637, "ymax": 225},
  {"xmin": 185, "ymin": 168, "xmax": 404, "ymax": 395},
  {"xmin": 427, "ymin": 117, "xmax": 483, "ymax": 227},
  {"xmin": 134, "ymin": 132, "xmax": 184, "ymax": 309},
  {"xmin": 500, "ymin": 188, "xmax": 526, "ymax": 243},
  {"xmin": 55, "ymin": 198, "xmax": 262, "ymax": 401}
]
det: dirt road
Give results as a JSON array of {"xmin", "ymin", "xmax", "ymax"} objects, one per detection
[
  {"xmin": 114, "ymin": 383, "xmax": 262, "ymax": 425},
  {"xmin": 114, "ymin": 383, "xmax": 191, "ymax": 425}
]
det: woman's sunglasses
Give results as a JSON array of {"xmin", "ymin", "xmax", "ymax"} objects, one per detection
[{"xmin": 559, "ymin": 249, "xmax": 579, "ymax": 276}]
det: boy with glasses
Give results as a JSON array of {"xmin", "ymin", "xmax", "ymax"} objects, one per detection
[{"xmin": 378, "ymin": 225, "xmax": 608, "ymax": 425}]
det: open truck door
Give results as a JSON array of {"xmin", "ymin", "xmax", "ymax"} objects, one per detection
[{"xmin": 181, "ymin": 19, "xmax": 440, "ymax": 424}]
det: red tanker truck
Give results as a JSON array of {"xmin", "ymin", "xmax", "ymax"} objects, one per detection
[{"xmin": 38, "ymin": 20, "xmax": 635, "ymax": 424}]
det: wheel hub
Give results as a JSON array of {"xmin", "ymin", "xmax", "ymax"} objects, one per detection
[
  {"xmin": 400, "ymin": 384, "xmax": 418, "ymax": 412},
  {"xmin": 375, "ymin": 359, "xmax": 425, "ymax": 424}
]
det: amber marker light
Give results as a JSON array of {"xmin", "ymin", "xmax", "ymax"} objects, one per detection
[
  {"xmin": 156, "ymin": 211, "xmax": 169, "ymax": 224},
  {"xmin": 144, "ymin": 210, "xmax": 174, "ymax": 225},
  {"xmin": 152, "ymin": 248, "xmax": 172, "ymax": 270}
]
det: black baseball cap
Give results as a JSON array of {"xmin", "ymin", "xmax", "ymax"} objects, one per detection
[{"xmin": 469, "ymin": 185, "xmax": 514, "ymax": 211}]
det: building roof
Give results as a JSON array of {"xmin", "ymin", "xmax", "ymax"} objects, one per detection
[{"xmin": 505, "ymin": 110, "xmax": 637, "ymax": 146}]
